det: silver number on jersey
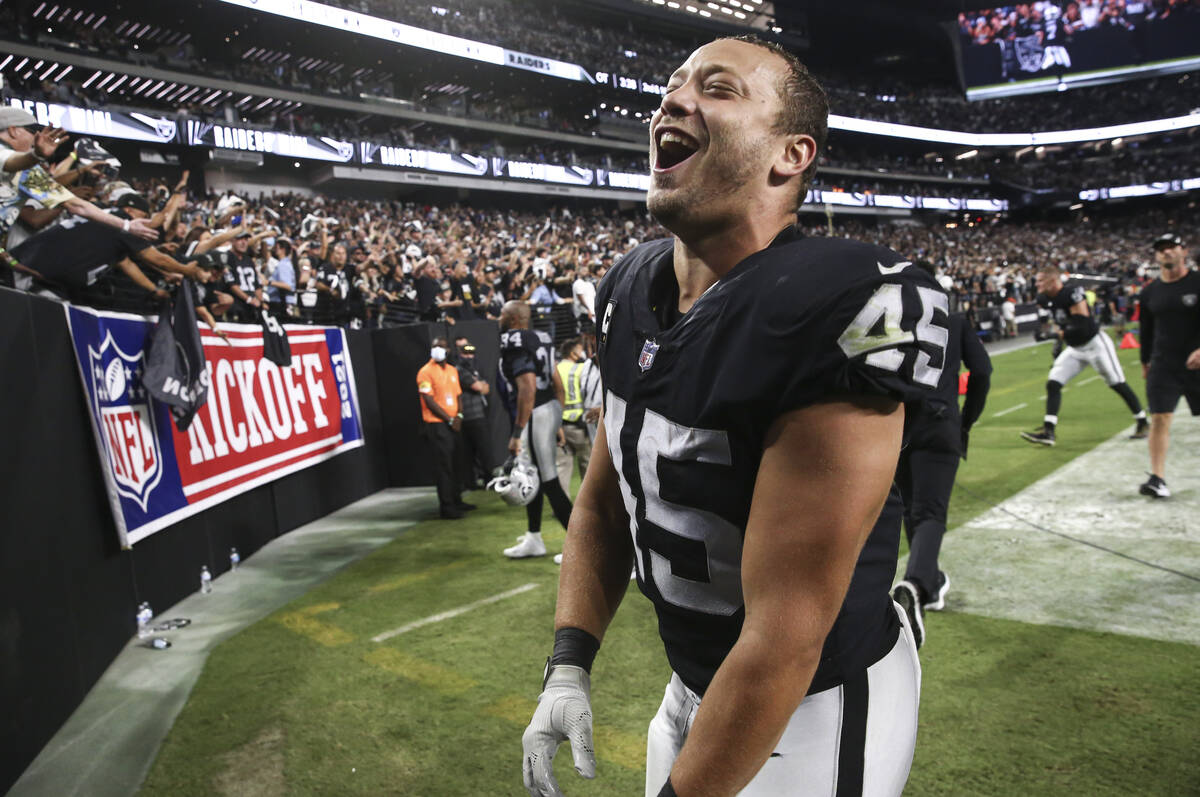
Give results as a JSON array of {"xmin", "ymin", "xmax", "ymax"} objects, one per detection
[
  {"xmin": 837, "ymin": 282, "xmax": 948, "ymax": 386},
  {"xmin": 605, "ymin": 392, "xmax": 743, "ymax": 617},
  {"xmin": 913, "ymin": 287, "xmax": 949, "ymax": 387}
]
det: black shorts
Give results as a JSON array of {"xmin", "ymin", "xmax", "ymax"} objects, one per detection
[{"xmin": 1146, "ymin": 363, "xmax": 1200, "ymax": 415}]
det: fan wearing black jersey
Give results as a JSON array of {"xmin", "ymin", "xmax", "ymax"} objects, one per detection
[
  {"xmin": 499, "ymin": 301, "xmax": 574, "ymax": 559},
  {"xmin": 519, "ymin": 36, "xmax": 942, "ymax": 797},
  {"xmin": 1020, "ymin": 266, "xmax": 1148, "ymax": 446},
  {"xmin": 1137, "ymin": 233, "xmax": 1200, "ymax": 498}
]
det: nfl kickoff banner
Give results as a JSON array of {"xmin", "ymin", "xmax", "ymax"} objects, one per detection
[{"xmin": 65, "ymin": 306, "xmax": 364, "ymax": 548}]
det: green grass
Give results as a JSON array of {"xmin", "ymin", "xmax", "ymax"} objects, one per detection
[{"xmin": 140, "ymin": 335, "xmax": 1200, "ymax": 796}]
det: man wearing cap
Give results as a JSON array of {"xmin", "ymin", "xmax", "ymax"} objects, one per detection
[
  {"xmin": 11, "ymin": 191, "xmax": 206, "ymax": 301},
  {"xmin": 224, "ymin": 229, "xmax": 265, "ymax": 323},
  {"xmin": 1136, "ymin": 233, "xmax": 1200, "ymax": 498},
  {"xmin": 453, "ymin": 335, "xmax": 497, "ymax": 491},
  {"xmin": 0, "ymin": 107, "xmax": 156, "ymax": 253}
]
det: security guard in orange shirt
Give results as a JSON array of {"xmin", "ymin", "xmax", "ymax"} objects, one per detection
[{"xmin": 417, "ymin": 336, "xmax": 471, "ymax": 518}]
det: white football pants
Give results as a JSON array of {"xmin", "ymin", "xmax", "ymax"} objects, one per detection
[{"xmin": 645, "ymin": 603, "xmax": 921, "ymax": 797}]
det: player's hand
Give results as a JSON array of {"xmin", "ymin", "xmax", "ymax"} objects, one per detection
[
  {"xmin": 1186, "ymin": 349, "xmax": 1200, "ymax": 370},
  {"xmin": 1142, "ymin": 363, "xmax": 1150, "ymax": 379},
  {"xmin": 522, "ymin": 665, "xmax": 596, "ymax": 797},
  {"xmin": 557, "ymin": 428, "xmax": 566, "ymax": 447},
  {"xmin": 128, "ymin": 218, "xmax": 160, "ymax": 241},
  {"xmin": 450, "ymin": 417, "xmax": 462, "ymax": 433},
  {"xmin": 584, "ymin": 407, "xmax": 600, "ymax": 424},
  {"xmin": 508, "ymin": 436, "xmax": 521, "ymax": 456}
]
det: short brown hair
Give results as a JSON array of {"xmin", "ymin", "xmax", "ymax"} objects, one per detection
[{"xmin": 721, "ymin": 35, "xmax": 829, "ymax": 207}]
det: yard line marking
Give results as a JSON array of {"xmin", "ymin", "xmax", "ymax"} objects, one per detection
[
  {"xmin": 364, "ymin": 648, "xmax": 476, "ymax": 695},
  {"xmin": 276, "ymin": 602, "xmax": 353, "ymax": 647},
  {"xmin": 993, "ymin": 402, "xmax": 1028, "ymax": 418},
  {"xmin": 1078, "ymin": 375, "xmax": 1102, "ymax": 386},
  {"xmin": 371, "ymin": 583, "xmax": 539, "ymax": 642}
]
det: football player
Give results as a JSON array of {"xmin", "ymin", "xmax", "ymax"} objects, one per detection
[
  {"xmin": 1136, "ymin": 233, "xmax": 1200, "ymax": 498},
  {"xmin": 892, "ymin": 261, "xmax": 993, "ymax": 648},
  {"xmin": 499, "ymin": 300, "xmax": 574, "ymax": 559},
  {"xmin": 520, "ymin": 36, "xmax": 943, "ymax": 797},
  {"xmin": 1020, "ymin": 266, "xmax": 1148, "ymax": 446}
]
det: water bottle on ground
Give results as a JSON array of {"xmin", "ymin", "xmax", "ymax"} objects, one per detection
[
  {"xmin": 136, "ymin": 602, "xmax": 153, "ymax": 639},
  {"xmin": 230, "ymin": 547, "xmax": 240, "ymax": 571},
  {"xmin": 200, "ymin": 566, "xmax": 213, "ymax": 594}
]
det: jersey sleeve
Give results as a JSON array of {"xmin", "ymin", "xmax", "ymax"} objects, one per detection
[
  {"xmin": 767, "ymin": 269, "xmax": 946, "ymax": 417},
  {"xmin": 502, "ymin": 332, "xmax": 537, "ymax": 378}
]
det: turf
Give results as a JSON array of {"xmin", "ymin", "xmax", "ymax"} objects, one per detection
[{"xmin": 139, "ymin": 335, "xmax": 1200, "ymax": 796}]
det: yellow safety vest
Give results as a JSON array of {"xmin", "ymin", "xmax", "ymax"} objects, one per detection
[{"xmin": 558, "ymin": 360, "xmax": 586, "ymax": 423}]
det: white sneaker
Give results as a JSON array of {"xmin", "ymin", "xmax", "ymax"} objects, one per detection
[
  {"xmin": 504, "ymin": 533, "xmax": 547, "ymax": 559},
  {"xmin": 553, "ymin": 553, "xmax": 563, "ymax": 565}
]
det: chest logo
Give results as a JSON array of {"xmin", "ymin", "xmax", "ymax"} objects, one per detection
[
  {"xmin": 1183, "ymin": 294, "xmax": 1197, "ymax": 308},
  {"xmin": 638, "ymin": 339, "xmax": 660, "ymax": 372}
]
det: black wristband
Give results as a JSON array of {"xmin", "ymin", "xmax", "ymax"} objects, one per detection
[
  {"xmin": 657, "ymin": 777, "xmax": 678, "ymax": 797},
  {"xmin": 549, "ymin": 627, "xmax": 600, "ymax": 673}
]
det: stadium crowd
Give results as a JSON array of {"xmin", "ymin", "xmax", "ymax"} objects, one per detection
[
  {"xmin": 4, "ymin": 1, "xmax": 1198, "ymax": 138},
  {"xmin": 3, "ymin": 124, "xmax": 1190, "ymax": 347}
]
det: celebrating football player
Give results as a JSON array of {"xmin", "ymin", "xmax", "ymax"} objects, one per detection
[
  {"xmin": 1020, "ymin": 266, "xmax": 1148, "ymax": 447},
  {"xmin": 498, "ymin": 300, "xmax": 574, "ymax": 559},
  {"xmin": 520, "ymin": 36, "xmax": 945, "ymax": 797}
]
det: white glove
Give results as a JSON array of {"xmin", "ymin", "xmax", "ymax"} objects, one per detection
[{"xmin": 521, "ymin": 665, "xmax": 597, "ymax": 796}]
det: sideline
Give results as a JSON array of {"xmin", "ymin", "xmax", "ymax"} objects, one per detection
[
  {"xmin": 927, "ymin": 418, "xmax": 1200, "ymax": 645},
  {"xmin": 8, "ymin": 488, "xmax": 437, "ymax": 797}
]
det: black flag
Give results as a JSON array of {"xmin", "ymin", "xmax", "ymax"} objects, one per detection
[
  {"xmin": 258, "ymin": 308, "xmax": 292, "ymax": 367},
  {"xmin": 143, "ymin": 281, "xmax": 209, "ymax": 431}
]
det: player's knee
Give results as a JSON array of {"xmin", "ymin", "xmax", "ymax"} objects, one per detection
[{"xmin": 1046, "ymin": 380, "xmax": 1062, "ymax": 396}]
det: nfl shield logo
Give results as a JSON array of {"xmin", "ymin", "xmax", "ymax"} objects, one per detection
[
  {"xmin": 1183, "ymin": 294, "xmax": 1197, "ymax": 308},
  {"xmin": 88, "ymin": 332, "xmax": 163, "ymax": 513},
  {"xmin": 638, "ymin": 339, "xmax": 659, "ymax": 372}
]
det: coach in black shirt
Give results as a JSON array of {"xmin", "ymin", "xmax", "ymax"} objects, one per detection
[{"xmin": 1137, "ymin": 233, "xmax": 1200, "ymax": 498}]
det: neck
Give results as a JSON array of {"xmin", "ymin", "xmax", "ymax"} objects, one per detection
[
  {"xmin": 670, "ymin": 215, "xmax": 793, "ymax": 313},
  {"xmin": 1161, "ymin": 262, "xmax": 1188, "ymax": 282}
]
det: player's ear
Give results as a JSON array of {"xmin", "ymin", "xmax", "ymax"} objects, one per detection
[{"xmin": 773, "ymin": 133, "xmax": 816, "ymax": 182}]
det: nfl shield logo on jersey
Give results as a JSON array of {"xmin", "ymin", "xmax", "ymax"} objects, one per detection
[
  {"xmin": 638, "ymin": 339, "xmax": 660, "ymax": 372},
  {"xmin": 88, "ymin": 332, "xmax": 163, "ymax": 513},
  {"xmin": 1183, "ymin": 294, "xmax": 1197, "ymax": 308}
]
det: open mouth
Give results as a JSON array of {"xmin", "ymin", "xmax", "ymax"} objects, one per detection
[{"xmin": 654, "ymin": 128, "xmax": 700, "ymax": 172}]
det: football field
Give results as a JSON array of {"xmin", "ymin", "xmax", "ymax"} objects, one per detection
[{"xmin": 134, "ymin": 335, "xmax": 1199, "ymax": 797}]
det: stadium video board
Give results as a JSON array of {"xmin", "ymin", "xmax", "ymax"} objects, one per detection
[{"xmin": 955, "ymin": 2, "xmax": 1200, "ymax": 99}]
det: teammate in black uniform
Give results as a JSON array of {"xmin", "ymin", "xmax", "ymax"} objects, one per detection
[
  {"xmin": 498, "ymin": 301, "xmax": 574, "ymax": 559},
  {"xmin": 892, "ymin": 261, "xmax": 992, "ymax": 649},
  {"xmin": 1137, "ymin": 233, "xmax": 1200, "ymax": 498},
  {"xmin": 520, "ymin": 37, "xmax": 939, "ymax": 797},
  {"xmin": 1021, "ymin": 266, "xmax": 1148, "ymax": 446}
]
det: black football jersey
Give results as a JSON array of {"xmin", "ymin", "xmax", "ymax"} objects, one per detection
[
  {"xmin": 500, "ymin": 327, "xmax": 557, "ymax": 407},
  {"xmin": 228, "ymin": 251, "xmax": 260, "ymax": 295},
  {"xmin": 1039, "ymin": 280, "xmax": 1097, "ymax": 347},
  {"xmin": 596, "ymin": 227, "xmax": 946, "ymax": 696},
  {"xmin": 1138, "ymin": 270, "xmax": 1200, "ymax": 367}
]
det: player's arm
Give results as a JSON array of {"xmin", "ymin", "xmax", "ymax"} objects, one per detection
[
  {"xmin": 555, "ymin": 413, "xmax": 634, "ymax": 636},
  {"xmin": 195, "ymin": 224, "xmax": 245, "ymax": 254},
  {"xmin": 113, "ymin": 257, "xmax": 167, "ymax": 299},
  {"xmin": 666, "ymin": 396, "xmax": 904, "ymax": 797},
  {"xmin": 960, "ymin": 317, "xmax": 993, "ymax": 430},
  {"xmin": 509, "ymin": 371, "xmax": 536, "ymax": 454}
]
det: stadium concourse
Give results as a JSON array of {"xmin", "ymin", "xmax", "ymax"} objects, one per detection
[{"xmin": 3, "ymin": 0, "xmax": 1200, "ymax": 793}]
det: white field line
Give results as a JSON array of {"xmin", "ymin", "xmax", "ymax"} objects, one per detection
[
  {"xmin": 371, "ymin": 583, "xmax": 539, "ymax": 642},
  {"xmin": 992, "ymin": 402, "xmax": 1028, "ymax": 418}
]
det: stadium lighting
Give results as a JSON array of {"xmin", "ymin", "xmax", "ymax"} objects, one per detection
[{"xmin": 955, "ymin": 149, "xmax": 978, "ymax": 160}]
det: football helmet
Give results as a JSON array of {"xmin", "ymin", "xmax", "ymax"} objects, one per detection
[{"xmin": 487, "ymin": 461, "xmax": 540, "ymax": 506}]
